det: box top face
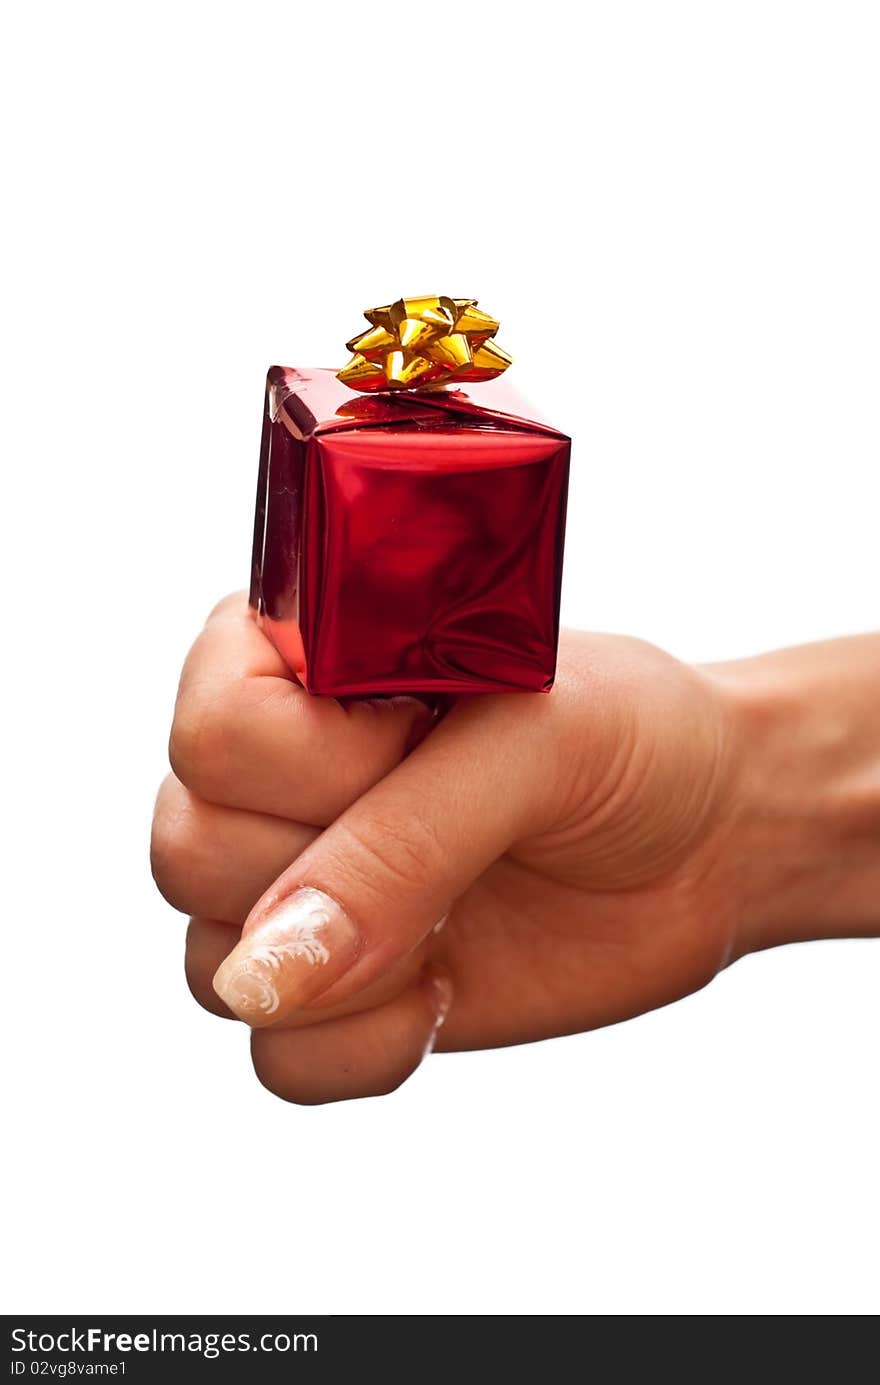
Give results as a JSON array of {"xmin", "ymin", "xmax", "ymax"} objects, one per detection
[
  {"xmin": 266, "ymin": 366, "xmax": 568, "ymax": 443},
  {"xmin": 313, "ymin": 423, "xmax": 569, "ymax": 478}
]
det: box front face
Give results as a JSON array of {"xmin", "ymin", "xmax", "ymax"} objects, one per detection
[{"xmin": 302, "ymin": 426, "xmax": 569, "ymax": 695}]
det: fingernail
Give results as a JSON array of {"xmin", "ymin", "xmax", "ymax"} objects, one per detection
[
  {"xmin": 422, "ymin": 967, "xmax": 453, "ymax": 1055},
  {"xmin": 213, "ymin": 887, "xmax": 360, "ymax": 1026},
  {"xmin": 401, "ymin": 699, "xmax": 440, "ymax": 757}
]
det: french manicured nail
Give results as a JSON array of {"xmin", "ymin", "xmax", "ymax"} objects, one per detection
[
  {"xmin": 422, "ymin": 967, "xmax": 454, "ymax": 1055},
  {"xmin": 213, "ymin": 887, "xmax": 360, "ymax": 1026}
]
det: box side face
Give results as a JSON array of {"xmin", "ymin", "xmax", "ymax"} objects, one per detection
[
  {"xmin": 250, "ymin": 407, "xmax": 309, "ymax": 682},
  {"xmin": 249, "ymin": 389, "xmax": 273, "ymax": 610},
  {"xmin": 306, "ymin": 427, "xmax": 570, "ymax": 696}
]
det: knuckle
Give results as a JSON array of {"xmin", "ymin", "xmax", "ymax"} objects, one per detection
[
  {"xmin": 184, "ymin": 947, "xmax": 234, "ymax": 1020},
  {"xmin": 249, "ymin": 1033, "xmax": 419, "ymax": 1106},
  {"xmin": 185, "ymin": 969, "xmax": 227, "ymax": 1019},
  {"xmin": 168, "ymin": 680, "xmax": 237, "ymax": 798},
  {"xmin": 250, "ymin": 1038, "xmax": 308, "ymax": 1104},
  {"xmin": 333, "ymin": 806, "xmax": 444, "ymax": 896},
  {"xmin": 150, "ymin": 776, "xmax": 202, "ymax": 911},
  {"xmin": 206, "ymin": 590, "xmax": 246, "ymax": 623},
  {"xmin": 366, "ymin": 1058, "xmax": 417, "ymax": 1100}
]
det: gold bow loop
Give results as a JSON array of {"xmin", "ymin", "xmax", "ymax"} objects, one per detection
[{"xmin": 337, "ymin": 295, "xmax": 513, "ymax": 392}]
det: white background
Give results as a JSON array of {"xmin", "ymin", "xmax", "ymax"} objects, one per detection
[{"xmin": 2, "ymin": 2, "xmax": 878, "ymax": 1316}]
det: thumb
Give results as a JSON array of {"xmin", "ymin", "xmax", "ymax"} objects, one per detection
[{"xmin": 212, "ymin": 696, "xmax": 552, "ymax": 1026}]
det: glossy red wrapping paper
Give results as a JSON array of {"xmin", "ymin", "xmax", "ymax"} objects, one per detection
[{"xmin": 250, "ymin": 367, "xmax": 570, "ymax": 696}]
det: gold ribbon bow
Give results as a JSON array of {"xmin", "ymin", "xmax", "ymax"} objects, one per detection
[{"xmin": 337, "ymin": 295, "xmax": 512, "ymax": 392}]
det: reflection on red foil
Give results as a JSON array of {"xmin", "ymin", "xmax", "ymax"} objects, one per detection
[{"xmin": 250, "ymin": 368, "xmax": 570, "ymax": 697}]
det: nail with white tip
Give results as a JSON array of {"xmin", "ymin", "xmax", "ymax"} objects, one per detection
[{"xmin": 213, "ymin": 887, "xmax": 360, "ymax": 1027}]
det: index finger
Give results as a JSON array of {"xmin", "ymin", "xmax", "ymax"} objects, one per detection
[{"xmin": 169, "ymin": 593, "xmax": 435, "ymax": 825}]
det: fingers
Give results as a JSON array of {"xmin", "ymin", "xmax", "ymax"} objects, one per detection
[
  {"xmin": 186, "ymin": 917, "xmax": 241, "ymax": 1017},
  {"xmin": 185, "ymin": 915, "xmax": 429, "ymax": 1025},
  {"xmin": 151, "ymin": 774, "xmax": 318, "ymax": 925},
  {"xmin": 168, "ymin": 593, "xmax": 434, "ymax": 826},
  {"xmin": 250, "ymin": 967, "xmax": 451, "ymax": 1105},
  {"xmin": 211, "ymin": 693, "xmax": 558, "ymax": 1026}
]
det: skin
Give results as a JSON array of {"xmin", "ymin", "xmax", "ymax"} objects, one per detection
[{"xmin": 151, "ymin": 594, "xmax": 880, "ymax": 1104}]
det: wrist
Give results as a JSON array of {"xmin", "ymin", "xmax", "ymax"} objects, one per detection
[{"xmin": 706, "ymin": 636, "xmax": 880, "ymax": 954}]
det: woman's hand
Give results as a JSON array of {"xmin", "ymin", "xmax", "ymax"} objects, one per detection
[{"xmin": 151, "ymin": 595, "xmax": 880, "ymax": 1103}]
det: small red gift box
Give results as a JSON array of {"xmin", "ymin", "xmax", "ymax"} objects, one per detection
[{"xmin": 250, "ymin": 365, "xmax": 570, "ymax": 697}]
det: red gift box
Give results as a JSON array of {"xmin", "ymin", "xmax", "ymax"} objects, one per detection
[{"xmin": 250, "ymin": 366, "xmax": 570, "ymax": 696}]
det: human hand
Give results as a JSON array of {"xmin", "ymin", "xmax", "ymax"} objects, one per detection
[{"xmin": 151, "ymin": 596, "xmax": 880, "ymax": 1103}]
